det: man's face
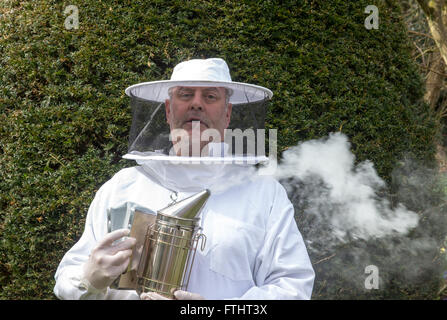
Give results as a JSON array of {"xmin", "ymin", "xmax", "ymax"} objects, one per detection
[
  {"xmin": 165, "ymin": 86, "xmax": 232, "ymax": 155},
  {"xmin": 165, "ymin": 86, "xmax": 232, "ymax": 136}
]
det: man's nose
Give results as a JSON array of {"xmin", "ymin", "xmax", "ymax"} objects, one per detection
[{"xmin": 189, "ymin": 93, "xmax": 204, "ymax": 111}]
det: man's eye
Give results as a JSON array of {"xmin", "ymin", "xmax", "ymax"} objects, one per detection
[
  {"xmin": 206, "ymin": 95, "xmax": 217, "ymax": 100},
  {"xmin": 180, "ymin": 93, "xmax": 193, "ymax": 98}
]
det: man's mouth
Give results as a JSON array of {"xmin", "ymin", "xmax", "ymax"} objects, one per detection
[{"xmin": 184, "ymin": 118, "xmax": 208, "ymax": 128}]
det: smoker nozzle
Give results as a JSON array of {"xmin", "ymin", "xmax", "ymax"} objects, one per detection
[{"xmin": 159, "ymin": 189, "xmax": 211, "ymax": 219}]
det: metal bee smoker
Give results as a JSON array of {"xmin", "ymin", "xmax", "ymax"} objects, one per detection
[{"xmin": 135, "ymin": 189, "xmax": 209, "ymax": 298}]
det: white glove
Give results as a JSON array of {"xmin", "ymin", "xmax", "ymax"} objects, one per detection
[
  {"xmin": 174, "ymin": 290, "xmax": 205, "ymax": 300},
  {"xmin": 82, "ymin": 228, "xmax": 136, "ymax": 291},
  {"xmin": 140, "ymin": 290, "xmax": 205, "ymax": 300}
]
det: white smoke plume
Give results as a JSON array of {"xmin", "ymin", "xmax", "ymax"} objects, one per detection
[
  {"xmin": 257, "ymin": 132, "xmax": 447, "ymax": 297},
  {"xmin": 269, "ymin": 132, "xmax": 420, "ymax": 246}
]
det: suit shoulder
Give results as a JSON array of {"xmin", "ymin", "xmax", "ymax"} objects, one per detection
[
  {"xmin": 109, "ymin": 165, "xmax": 142, "ymax": 181},
  {"xmin": 250, "ymin": 174, "xmax": 284, "ymax": 191}
]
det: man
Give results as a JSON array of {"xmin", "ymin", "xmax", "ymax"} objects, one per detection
[{"xmin": 53, "ymin": 58, "xmax": 315, "ymax": 300}]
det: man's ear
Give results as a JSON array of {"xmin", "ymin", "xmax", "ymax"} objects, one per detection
[{"xmin": 165, "ymin": 99, "xmax": 171, "ymax": 124}]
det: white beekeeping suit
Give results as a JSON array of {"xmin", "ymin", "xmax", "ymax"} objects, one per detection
[
  {"xmin": 53, "ymin": 58, "xmax": 315, "ymax": 300},
  {"xmin": 54, "ymin": 162, "xmax": 315, "ymax": 299}
]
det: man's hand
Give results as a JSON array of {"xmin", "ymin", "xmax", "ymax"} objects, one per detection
[
  {"xmin": 140, "ymin": 290, "xmax": 205, "ymax": 300},
  {"xmin": 82, "ymin": 228, "xmax": 136, "ymax": 291}
]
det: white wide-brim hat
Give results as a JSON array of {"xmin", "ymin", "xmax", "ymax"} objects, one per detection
[{"xmin": 125, "ymin": 58, "xmax": 273, "ymax": 104}]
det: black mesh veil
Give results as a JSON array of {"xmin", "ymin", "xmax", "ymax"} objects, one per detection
[
  {"xmin": 127, "ymin": 97, "xmax": 170, "ymax": 154},
  {"xmin": 125, "ymin": 92, "xmax": 271, "ymax": 163}
]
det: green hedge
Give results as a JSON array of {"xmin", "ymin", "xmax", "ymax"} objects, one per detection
[{"xmin": 0, "ymin": 0, "xmax": 445, "ymax": 299}]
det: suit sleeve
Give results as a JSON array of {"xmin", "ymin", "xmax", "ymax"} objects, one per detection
[{"xmin": 53, "ymin": 179, "xmax": 138, "ymax": 300}]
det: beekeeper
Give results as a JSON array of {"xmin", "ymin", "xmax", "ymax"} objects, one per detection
[{"xmin": 53, "ymin": 58, "xmax": 315, "ymax": 300}]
